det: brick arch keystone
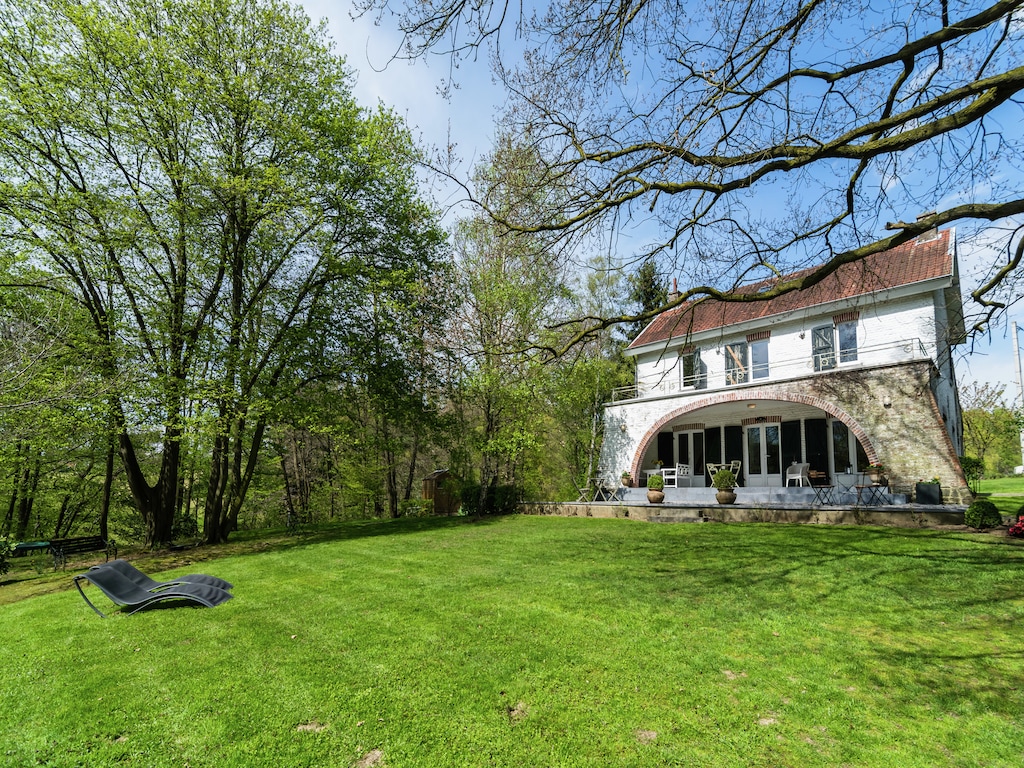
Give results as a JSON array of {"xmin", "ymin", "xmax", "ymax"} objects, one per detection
[{"xmin": 628, "ymin": 391, "xmax": 878, "ymax": 478}]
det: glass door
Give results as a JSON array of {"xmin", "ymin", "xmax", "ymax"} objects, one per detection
[{"xmin": 745, "ymin": 424, "xmax": 782, "ymax": 486}]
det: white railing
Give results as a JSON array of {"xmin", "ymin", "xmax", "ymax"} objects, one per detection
[{"xmin": 612, "ymin": 338, "xmax": 931, "ymax": 403}]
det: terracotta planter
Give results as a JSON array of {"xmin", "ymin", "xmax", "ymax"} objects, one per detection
[
  {"xmin": 868, "ymin": 471, "xmax": 883, "ymax": 485},
  {"xmin": 646, "ymin": 490, "xmax": 665, "ymax": 504},
  {"xmin": 715, "ymin": 489, "xmax": 737, "ymax": 504}
]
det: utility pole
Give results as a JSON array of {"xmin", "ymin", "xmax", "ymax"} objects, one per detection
[{"xmin": 1015, "ymin": 322, "xmax": 1024, "ymax": 471}]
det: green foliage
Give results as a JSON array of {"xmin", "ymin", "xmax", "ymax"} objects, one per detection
[
  {"xmin": 0, "ymin": 535, "xmax": 12, "ymax": 576},
  {"xmin": 963, "ymin": 499, "xmax": 1003, "ymax": 529},
  {"xmin": 458, "ymin": 482, "xmax": 521, "ymax": 515},
  {"xmin": 0, "ymin": 0, "xmax": 449, "ymax": 544},
  {"xmin": 961, "ymin": 384, "xmax": 1024, "ymax": 477},
  {"xmin": 959, "ymin": 455, "xmax": 984, "ymax": 492},
  {"xmin": 712, "ymin": 469, "xmax": 738, "ymax": 489},
  {"xmin": 646, "ymin": 473, "xmax": 664, "ymax": 491},
  {"xmin": 625, "ymin": 257, "xmax": 668, "ymax": 341},
  {"xmin": 398, "ymin": 499, "xmax": 434, "ymax": 517},
  {"xmin": 171, "ymin": 511, "xmax": 200, "ymax": 541}
]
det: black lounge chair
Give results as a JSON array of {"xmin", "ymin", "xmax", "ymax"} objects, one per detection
[
  {"xmin": 73, "ymin": 565, "xmax": 233, "ymax": 618},
  {"xmin": 92, "ymin": 559, "xmax": 233, "ymax": 592}
]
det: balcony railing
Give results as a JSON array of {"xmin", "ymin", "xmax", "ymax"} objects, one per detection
[{"xmin": 611, "ymin": 337, "xmax": 931, "ymax": 403}]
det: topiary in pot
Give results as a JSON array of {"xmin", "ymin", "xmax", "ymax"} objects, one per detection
[
  {"xmin": 963, "ymin": 499, "xmax": 1002, "ymax": 529},
  {"xmin": 646, "ymin": 472, "xmax": 665, "ymax": 503},
  {"xmin": 712, "ymin": 469, "xmax": 737, "ymax": 504}
]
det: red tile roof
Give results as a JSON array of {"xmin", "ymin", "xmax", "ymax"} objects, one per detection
[{"xmin": 630, "ymin": 229, "xmax": 954, "ymax": 348}]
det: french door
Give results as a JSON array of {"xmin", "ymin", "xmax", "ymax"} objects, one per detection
[{"xmin": 745, "ymin": 424, "xmax": 782, "ymax": 486}]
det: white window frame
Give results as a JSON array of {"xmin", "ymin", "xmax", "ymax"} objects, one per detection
[{"xmin": 750, "ymin": 339, "xmax": 769, "ymax": 379}]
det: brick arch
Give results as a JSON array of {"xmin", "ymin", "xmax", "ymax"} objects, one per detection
[{"xmin": 628, "ymin": 391, "xmax": 878, "ymax": 479}]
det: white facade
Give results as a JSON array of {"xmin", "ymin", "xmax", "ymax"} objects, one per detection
[{"xmin": 601, "ymin": 231, "xmax": 967, "ymax": 498}]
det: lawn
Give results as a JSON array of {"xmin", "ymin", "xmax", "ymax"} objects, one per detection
[{"xmin": 2, "ymin": 516, "xmax": 1023, "ymax": 767}]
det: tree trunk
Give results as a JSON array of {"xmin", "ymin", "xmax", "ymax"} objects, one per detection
[
  {"xmin": 99, "ymin": 438, "xmax": 115, "ymax": 542},
  {"xmin": 119, "ymin": 431, "xmax": 177, "ymax": 549}
]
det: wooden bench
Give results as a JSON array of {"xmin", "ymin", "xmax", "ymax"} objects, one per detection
[{"xmin": 48, "ymin": 536, "xmax": 117, "ymax": 570}]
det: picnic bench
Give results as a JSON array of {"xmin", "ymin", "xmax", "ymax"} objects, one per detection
[{"xmin": 48, "ymin": 536, "xmax": 117, "ymax": 570}]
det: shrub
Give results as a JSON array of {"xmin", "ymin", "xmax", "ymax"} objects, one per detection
[
  {"xmin": 172, "ymin": 510, "xmax": 200, "ymax": 540},
  {"xmin": 399, "ymin": 499, "xmax": 434, "ymax": 518},
  {"xmin": 647, "ymin": 473, "xmax": 664, "ymax": 491},
  {"xmin": 0, "ymin": 535, "xmax": 13, "ymax": 577},
  {"xmin": 711, "ymin": 469, "xmax": 737, "ymax": 490},
  {"xmin": 963, "ymin": 499, "xmax": 1003, "ymax": 529},
  {"xmin": 459, "ymin": 482, "xmax": 521, "ymax": 516}
]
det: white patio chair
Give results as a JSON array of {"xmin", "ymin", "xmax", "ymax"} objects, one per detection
[
  {"xmin": 785, "ymin": 462, "xmax": 811, "ymax": 487},
  {"xmin": 676, "ymin": 463, "xmax": 692, "ymax": 487},
  {"xmin": 661, "ymin": 467, "xmax": 677, "ymax": 487}
]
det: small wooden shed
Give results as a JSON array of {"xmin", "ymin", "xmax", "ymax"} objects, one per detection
[{"xmin": 422, "ymin": 469, "xmax": 459, "ymax": 516}]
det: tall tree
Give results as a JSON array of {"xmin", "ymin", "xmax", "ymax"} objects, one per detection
[
  {"xmin": 448, "ymin": 138, "xmax": 571, "ymax": 491},
  {"xmin": 961, "ymin": 381, "xmax": 1024, "ymax": 474},
  {"xmin": 625, "ymin": 257, "xmax": 668, "ymax": 342},
  {"xmin": 360, "ymin": 0, "xmax": 1024, "ymax": 346},
  {"xmin": 0, "ymin": 0, "xmax": 446, "ymax": 545}
]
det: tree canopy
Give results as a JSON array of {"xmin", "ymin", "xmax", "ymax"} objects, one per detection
[
  {"xmin": 358, "ymin": 0, "xmax": 1024, "ymax": 348},
  {"xmin": 0, "ymin": 0, "xmax": 448, "ymax": 545}
]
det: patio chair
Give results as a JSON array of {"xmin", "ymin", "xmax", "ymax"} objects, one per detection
[
  {"xmin": 661, "ymin": 467, "xmax": 677, "ymax": 488},
  {"xmin": 91, "ymin": 559, "xmax": 233, "ymax": 592},
  {"xmin": 785, "ymin": 462, "xmax": 811, "ymax": 487},
  {"xmin": 676, "ymin": 463, "xmax": 696, "ymax": 487},
  {"xmin": 73, "ymin": 565, "xmax": 233, "ymax": 618}
]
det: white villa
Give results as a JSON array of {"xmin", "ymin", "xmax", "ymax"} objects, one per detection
[{"xmin": 600, "ymin": 227, "xmax": 972, "ymax": 504}]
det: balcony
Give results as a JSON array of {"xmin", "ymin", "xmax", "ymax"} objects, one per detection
[{"xmin": 610, "ymin": 337, "xmax": 931, "ymax": 403}]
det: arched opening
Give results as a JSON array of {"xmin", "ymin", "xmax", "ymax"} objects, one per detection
[{"xmin": 629, "ymin": 393, "xmax": 877, "ymax": 488}]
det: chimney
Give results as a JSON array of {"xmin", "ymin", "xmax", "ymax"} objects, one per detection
[
  {"xmin": 917, "ymin": 211, "xmax": 939, "ymax": 242},
  {"xmin": 667, "ymin": 278, "xmax": 681, "ymax": 303}
]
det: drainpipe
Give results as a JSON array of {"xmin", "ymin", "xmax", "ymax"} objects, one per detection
[{"xmin": 1015, "ymin": 322, "xmax": 1024, "ymax": 469}]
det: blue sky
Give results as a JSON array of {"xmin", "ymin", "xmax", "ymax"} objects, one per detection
[{"xmin": 302, "ymin": 0, "xmax": 1024, "ymax": 405}]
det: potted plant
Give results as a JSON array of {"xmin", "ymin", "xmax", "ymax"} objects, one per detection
[
  {"xmin": 646, "ymin": 472, "xmax": 665, "ymax": 503},
  {"xmin": 711, "ymin": 468, "xmax": 737, "ymax": 504},
  {"xmin": 620, "ymin": 471, "xmax": 633, "ymax": 488},
  {"xmin": 867, "ymin": 462, "xmax": 885, "ymax": 485},
  {"xmin": 915, "ymin": 476, "xmax": 942, "ymax": 505}
]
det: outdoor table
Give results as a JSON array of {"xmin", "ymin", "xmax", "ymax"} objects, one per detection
[
  {"xmin": 812, "ymin": 485, "xmax": 835, "ymax": 504},
  {"xmin": 13, "ymin": 541, "xmax": 50, "ymax": 557},
  {"xmin": 643, "ymin": 469, "xmax": 664, "ymax": 486},
  {"xmin": 855, "ymin": 484, "xmax": 887, "ymax": 506}
]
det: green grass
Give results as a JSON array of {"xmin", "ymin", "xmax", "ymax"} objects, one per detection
[
  {"xmin": 979, "ymin": 475, "xmax": 1024, "ymax": 495},
  {"xmin": 2, "ymin": 516, "xmax": 1024, "ymax": 767}
]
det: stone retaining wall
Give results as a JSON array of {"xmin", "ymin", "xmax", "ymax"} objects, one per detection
[{"xmin": 523, "ymin": 502, "xmax": 965, "ymax": 529}]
